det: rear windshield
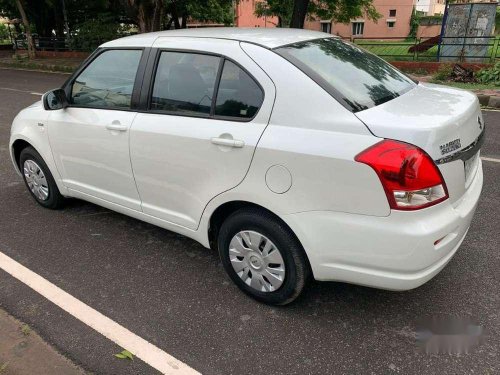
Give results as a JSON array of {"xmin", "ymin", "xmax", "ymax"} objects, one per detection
[{"xmin": 275, "ymin": 38, "xmax": 416, "ymax": 112}]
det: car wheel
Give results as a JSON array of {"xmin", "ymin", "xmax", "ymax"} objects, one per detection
[
  {"xmin": 218, "ymin": 208, "xmax": 310, "ymax": 305},
  {"xmin": 19, "ymin": 146, "xmax": 64, "ymax": 209}
]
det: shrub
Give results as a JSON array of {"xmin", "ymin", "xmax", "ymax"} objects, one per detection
[
  {"xmin": 432, "ymin": 64, "xmax": 453, "ymax": 81},
  {"xmin": 69, "ymin": 14, "xmax": 128, "ymax": 52},
  {"xmin": 475, "ymin": 62, "xmax": 500, "ymax": 86}
]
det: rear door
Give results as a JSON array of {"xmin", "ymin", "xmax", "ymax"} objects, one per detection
[{"xmin": 130, "ymin": 38, "xmax": 275, "ymax": 229}]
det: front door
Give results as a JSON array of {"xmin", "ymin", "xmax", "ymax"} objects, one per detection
[
  {"xmin": 130, "ymin": 40, "xmax": 275, "ymax": 229},
  {"xmin": 48, "ymin": 49, "xmax": 144, "ymax": 210}
]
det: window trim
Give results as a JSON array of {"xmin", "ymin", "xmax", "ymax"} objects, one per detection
[
  {"xmin": 62, "ymin": 47, "xmax": 150, "ymax": 112},
  {"xmin": 143, "ymin": 48, "xmax": 265, "ymax": 123}
]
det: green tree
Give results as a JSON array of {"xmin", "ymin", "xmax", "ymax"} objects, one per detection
[
  {"xmin": 162, "ymin": 0, "xmax": 234, "ymax": 30},
  {"xmin": 256, "ymin": 0, "xmax": 380, "ymax": 29},
  {"xmin": 0, "ymin": 23, "xmax": 9, "ymax": 41},
  {"xmin": 122, "ymin": 0, "xmax": 234, "ymax": 32}
]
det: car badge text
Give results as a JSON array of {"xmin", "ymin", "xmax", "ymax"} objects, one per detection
[{"xmin": 440, "ymin": 139, "xmax": 461, "ymax": 155}]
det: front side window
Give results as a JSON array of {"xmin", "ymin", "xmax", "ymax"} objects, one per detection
[
  {"xmin": 71, "ymin": 49, "xmax": 142, "ymax": 109},
  {"xmin": 214, "ymin": 60, "xmax": 263, "ymax": 119},
  {"xmin": 276, "ymin": 38, "xmax": 415, "ymax": 112},
  {"xmin": 151, "ymin": 51, "xmax": 220, "ymax": 116}
]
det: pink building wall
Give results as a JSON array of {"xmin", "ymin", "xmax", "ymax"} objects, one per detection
[
  {"xmin": 417, "ymin": 24, "xmax": 442, "ymax": 38},
  {"xmin": 235, "ymin": 0, "xmax": 278, "ymax": 28},
  {"xmin": 236, "ymin": 0, "xmax": 419, "ymax": 39},
  {"xmin": 305, "ymin": 0, "xmax": 416, "ymax": 39}
]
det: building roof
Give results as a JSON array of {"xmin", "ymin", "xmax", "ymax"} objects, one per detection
[{"xmin": 100, "ymin": 27, "xmax": 331, "ymax": 49}]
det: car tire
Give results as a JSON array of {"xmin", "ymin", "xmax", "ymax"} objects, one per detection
[
  {"xmin": 19, "ymin": 146, "xmax": 65, "ymax": 209},
  {"xmin": 218, "ymin": 208, "xmax": 310, "ymax": 305}
]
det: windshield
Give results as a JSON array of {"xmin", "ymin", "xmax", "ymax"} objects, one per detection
[{"xmin": 275, "ymin": 38, "xmax": 416, "ymax": 112}]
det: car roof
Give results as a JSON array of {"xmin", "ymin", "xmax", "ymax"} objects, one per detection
[{"xmin": 100, "ymin": 27, "xmax": 331, "ymax": 49}]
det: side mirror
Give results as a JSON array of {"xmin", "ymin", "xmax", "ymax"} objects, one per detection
[{"xmin": 43, "ymin": 88, "xmax": 68, "ymax": 110}]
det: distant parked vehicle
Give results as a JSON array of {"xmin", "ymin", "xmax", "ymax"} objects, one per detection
[{"xmin": 9, "ymin": 28, "xmax": 484, "ymax": 305}]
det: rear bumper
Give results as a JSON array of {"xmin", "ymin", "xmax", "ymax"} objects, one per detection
[{"xmin": 283, "ymin": 161, "xmax": 483, "ymax": 291}]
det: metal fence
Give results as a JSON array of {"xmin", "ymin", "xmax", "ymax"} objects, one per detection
[
  {"xmin": 353, "ymin": 36, "xmax": 500, "ymax": 63},
  {"xmin": 13, "ymin": 36, "xmax": 113, "ymax": 52}
]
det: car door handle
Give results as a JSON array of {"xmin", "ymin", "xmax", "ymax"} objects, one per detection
[
  {"xmin": 211, "ymin": 137, "xmax": 245, "ymax": 148},
  {"xmin": 106, "ymin": 122, "xmax": 128, "ymax": 132}
]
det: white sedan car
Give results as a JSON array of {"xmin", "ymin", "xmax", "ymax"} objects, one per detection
[{"xmin": 10, "ymin": 28, "xmax": 484, "ymax": 305}]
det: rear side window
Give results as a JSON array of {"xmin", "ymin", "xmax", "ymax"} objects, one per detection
[
  {"xmin": 151, "ymin": 51, "xmax": 220, "ymax": 116},
  {"xmin": 215, "ymin": 60, "xmax": 263, "ymax": 119},
  {"xmin": 276, "ymin": 38, "xmax": 415, "ymax": 112},
  {"xmin": 71, "ymin": 49, "xmax": 142, "ymax": 109}
]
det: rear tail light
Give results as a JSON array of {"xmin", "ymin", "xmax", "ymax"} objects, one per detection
[{"xmin": 355, "ymin": 140, "xmax": 448, "ymax": 210}]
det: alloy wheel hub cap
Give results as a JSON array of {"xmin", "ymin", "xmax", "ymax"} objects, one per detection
[
  {"xmin": 23, "ymin": 159, "xmax": 49, "ymax": 201},
  {"xmin": 229, "ymin": 231, "xmax": 285, "ymax": 293}
]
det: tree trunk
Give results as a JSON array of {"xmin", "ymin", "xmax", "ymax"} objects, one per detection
[
  {"xmin": 131, "ymin": 0, "xmax": 163, "ymax": 33},
  {"xmin": 61, "ymin": 0, "xmax": 70, "ymax": 38},
  {"xmin": 289, "ymin": 0, "xmax": 310, "ymax": 29},
  {"xmin": 137, "ymin": 4, "xmax": 147, "ymax": 33},
  {"xmin": 15, "ymin": 0, "xmax": 35, "ymax": 58},
  {"xmin": 151, "ymin": 0, "xmax": 162, "ymax": 31},
  {"xmin": 181, "ymin": 12, "xmax": 187, "ymax": 29},
  {"xmin": 171, "ymin": 5, "xmax": 181, "ymax": 29},
  {"xmin": 165, "ymin": 17, "xmax": 174, "ymax": 30}
]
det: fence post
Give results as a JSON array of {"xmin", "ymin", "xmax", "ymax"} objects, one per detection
[
  {"xmin": 414, "ymin": 38, "xmax": 419, "ymax": 61},
  {"xmin": 492, "ymin": 37, "xmax": 499, "ymax": 63}
]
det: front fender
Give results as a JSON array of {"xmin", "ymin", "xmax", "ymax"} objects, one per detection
[{"xmin": 9, "ymin": 103, "xmax": 68, "ymax": 196}]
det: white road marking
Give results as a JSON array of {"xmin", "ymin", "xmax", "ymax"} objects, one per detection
[
  {"xmin": 0, "ymin": 251, "xmax": 200, "ymax": 375},
  {"xmin": 0, "ymin": 86, "xmax": 43, "ymax": 96},
  {"xmin": 481, "ymin": 156, "xmax": 500, "ymax": 163}
]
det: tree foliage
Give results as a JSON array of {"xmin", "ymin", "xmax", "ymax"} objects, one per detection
[
  {"xmin": 255, "ymin": 0, "xmax": 293, "ymax": 27},
  {"xmin": 256, "ymin": 0, "xmax": 380, "ymax": 29},
  {"xmin": 0, "ymin": 23, "xmax": 9, "ymax": 41},
  {"xmin": 0, "ymin": 0, "xmax": 234, "ymax": 39},
  {"xmin": 408, "ymin": 8, "xmax": 420, "ymax": 40}
]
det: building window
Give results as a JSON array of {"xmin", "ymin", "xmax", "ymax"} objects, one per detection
[
  {"xmin": 352, "ymin": 22, "xmax": 364, "ymax": 36},
  {"xmin": 389, "ymin": 9, "xmax": 396, "ymax": 17},
  {"xmin": 387, "ymin": 21, "xmax": 395, "ymax": 28},
  {"xmin": 320, "ymin": 21, "xmax": 331, "ymax": 34}
]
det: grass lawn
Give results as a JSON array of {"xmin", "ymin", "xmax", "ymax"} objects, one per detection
[{"xmin": 429, "ymin": 80, "xmax": 499, "ymax": 90}]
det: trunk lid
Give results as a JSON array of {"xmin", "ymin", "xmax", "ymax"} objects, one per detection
[{"xmin": 355, "ymin": 82, "xmax": 484, "ymax": 204}]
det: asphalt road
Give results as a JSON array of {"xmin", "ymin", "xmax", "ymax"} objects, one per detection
[{"xmin": 0, "ymin": 68, "xmax": 499, "ymax": 375}]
